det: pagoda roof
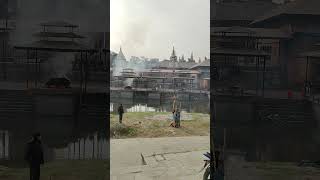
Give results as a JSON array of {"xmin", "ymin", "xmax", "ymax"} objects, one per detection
[{"xmin": 116, "ymin": 47, "xmax": 126, "ymax": 61}]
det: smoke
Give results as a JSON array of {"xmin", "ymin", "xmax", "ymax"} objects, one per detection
[
  {"xmin": 14, "ymin": 0, "xmax": 108, "ymax": 39},
  {"xmin": 112, "ymin": 55, "xmax": 148, "ymax": 77},
  {"xmin": 127, "ymin": 58, "xmax": 147, "ymax": 73},
  {"xmin": 112, "ymin": 59, "xmax": 126, "ymax": 77},
  {"xmin": 111, "ymin": 0, "xmax": 152, "ymax": 57},
  {"xmin": 124, "ymin": 79, "xmax": 133, "ymax": 87},
  {"xmin": 122, "ymin": 19, "xmax": 151, "ymax": 51},
  {"xmin": 42, "ymin": 53, "xmax": 74, "ymax": 79},
  {"xmin": 13, "ymin": 0, "xmax": 108, "ymax": 79},
  {"xmin": 49, "ymin": 53, "xmax": 74, "ymax": 78}
]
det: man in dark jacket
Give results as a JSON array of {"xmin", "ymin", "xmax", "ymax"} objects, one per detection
[
  {"xmin": 175, "ymin": 109, "xmax": 181, "ymax": 128},
  {"xmin": 118, "ymin": 104, "xmax": 124, "ymax": 123},
  {"xmin": 25, "ymin": 133, "xmax": 44, "ymax": 180}
]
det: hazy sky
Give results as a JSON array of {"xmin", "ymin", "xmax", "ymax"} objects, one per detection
[{"xmin": 111, "ymin": 0, "xmax": 210, "ymax": 61}]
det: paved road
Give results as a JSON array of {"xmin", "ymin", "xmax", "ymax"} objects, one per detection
[{"xmin": 110, "ymin": 136, "xmax": 209, "ymax": 180}]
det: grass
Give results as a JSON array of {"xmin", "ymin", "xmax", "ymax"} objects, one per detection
[
  {"xmin": 110, "ymin": 112, "xmax": 209, "ymax": 138},
  {"xmin": 0, "ymin": 160, "xmax": 109, "ymax": 180}
]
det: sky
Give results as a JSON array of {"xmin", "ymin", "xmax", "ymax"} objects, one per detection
[{"xmin": 110, "ymin": 0, "xmax": 210, "ymax": 61}]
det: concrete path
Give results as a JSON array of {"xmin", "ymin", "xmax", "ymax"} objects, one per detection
[{"xmin": 110, "ymin": 136, "xmax": 209, "ymax": 180}]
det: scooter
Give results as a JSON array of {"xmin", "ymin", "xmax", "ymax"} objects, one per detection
[{"xmin": 200, "ymin": 152, "xmax": 211, "ymax": 180}]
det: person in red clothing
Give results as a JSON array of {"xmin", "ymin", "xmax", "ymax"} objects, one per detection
[{"xmin": 288, "ymin": 89, "xmax": 293, "ymax": 99}]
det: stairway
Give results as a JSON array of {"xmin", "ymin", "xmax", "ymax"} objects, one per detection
[{"xmin": 255, "ymin": 98, "xmax": 315, "ymax": 129}]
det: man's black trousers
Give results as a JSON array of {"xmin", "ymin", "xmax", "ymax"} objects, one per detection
[{"xmin": 30, "ymin": 164, "xmax": 40, "ymax": 180}]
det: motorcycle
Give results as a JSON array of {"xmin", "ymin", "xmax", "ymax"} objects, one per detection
[{"xmin": 200, "ymin": 152, "xmax": 211, "ymax": 180}]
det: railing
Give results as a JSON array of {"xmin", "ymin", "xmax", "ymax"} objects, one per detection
[{"xmin": 311, "ymin": 95, "xmax": 320, "ymax": 105}]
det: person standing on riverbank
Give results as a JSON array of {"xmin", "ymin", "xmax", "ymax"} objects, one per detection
[
  {"xmin": 118, "ymin": 104, "xmax": 124, "ymax": 123},
  {"xmin": 175, "ymin": 109, "xmax": 181, "ymax": 128},
  {"xmin": 25, "ymin": 133, "xmax": 44, "ymax": 180}
]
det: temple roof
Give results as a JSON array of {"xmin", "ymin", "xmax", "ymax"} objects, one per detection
[
  {"xmin": 116, "ymin": 47, "xmax": 126, "ymax": 61},
  {"xmin": 171, "ymin": 46, "xmax": 176, "ymax": 57}
]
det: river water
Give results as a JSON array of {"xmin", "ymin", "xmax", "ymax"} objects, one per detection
[{"xmin": 110, "ymin": 98, "xmax": 210, "ymax": 114}]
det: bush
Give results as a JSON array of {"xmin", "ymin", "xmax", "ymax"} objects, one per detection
[{"xmin": 110, "ymin": 123, "xmax": 137, "ymax": 138}]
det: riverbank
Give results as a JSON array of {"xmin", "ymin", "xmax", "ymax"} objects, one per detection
[
  {"xmin": 110, "ymin": 112, "xmax": 210, "ymax": 138},
  {"xmin": 0, "ymin": 160, "xmax": 109, "ymax": 180}
]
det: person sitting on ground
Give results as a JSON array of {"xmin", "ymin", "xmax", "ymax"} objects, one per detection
[{"xmin": 170, "ymin": 109, "xmax": 176, "ymax": 127}]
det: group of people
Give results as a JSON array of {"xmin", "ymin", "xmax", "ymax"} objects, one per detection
[{"xmin": 170, "ymin": 109, "xmax": 181, "ymax": 128}]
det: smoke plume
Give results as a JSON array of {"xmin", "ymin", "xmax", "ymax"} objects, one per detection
[{"xmin": 13, "ymin": 0, "xmax": 109, "ymax": 78}]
